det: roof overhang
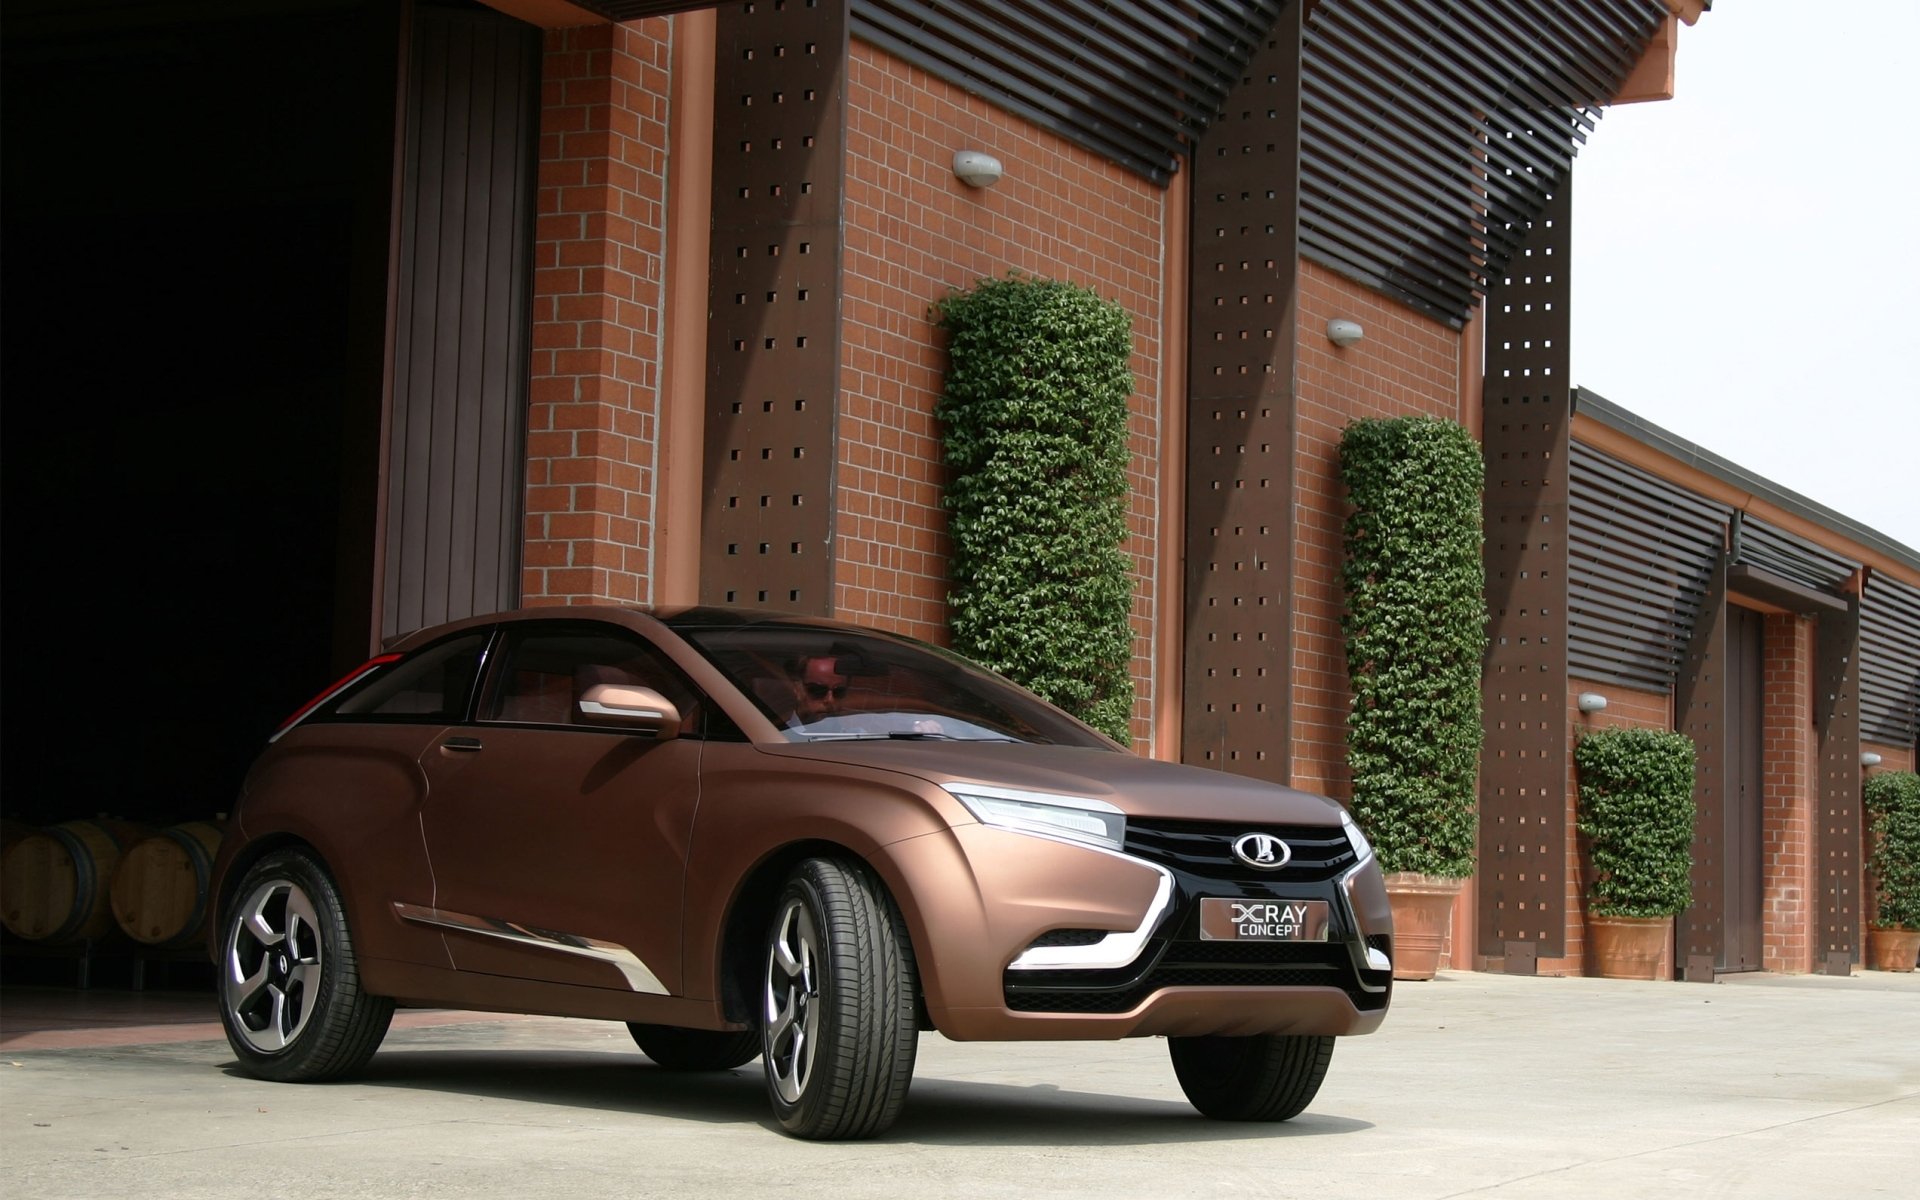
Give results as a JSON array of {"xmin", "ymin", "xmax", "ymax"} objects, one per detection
[{"xmin": 1570, "ymin": 387, "xmax": 1920, "ymax": 589}]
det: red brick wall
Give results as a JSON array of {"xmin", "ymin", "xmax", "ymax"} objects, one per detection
[
  {"xmin": 1553, "ymin": 680, "xmax": 1675, "ymax": 976},
  {"xmin": 1761, "ymin": 611, "xmax": 1816, "ymax": 972},
  {"xmin": 839, "ymin": 42, "xmax": 1168, "ymax": 743},
  {"xmin": 1864, "ymin": 743, "xmax": 1915, "ymax": 775},
  {"xmin": 1291, "ymin": 260, "xmax": 1462, "ymax": 798},
  {"xmin": 523, "ymin": 20, "xmax": 672, "ymax": 607}
]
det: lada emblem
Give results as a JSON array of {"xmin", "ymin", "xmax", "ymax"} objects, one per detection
[{"xmin": 1231, "ymin": 832, "xmax": 1292, "ymax": 871}]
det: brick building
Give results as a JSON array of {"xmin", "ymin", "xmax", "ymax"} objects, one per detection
[{"xmin": 4, "ymin": 0, "xmax": 1916, "ymax": 977}]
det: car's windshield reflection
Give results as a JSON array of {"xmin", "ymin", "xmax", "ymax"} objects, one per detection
[{"xmin": 665, "ymin": 620, "xmax": 1112, "ymax": 749}]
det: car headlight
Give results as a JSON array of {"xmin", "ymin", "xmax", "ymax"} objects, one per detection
[
  {"xmin": 1340, "ymin": 807, "xmax": 1374, "ymax": 868},
  {"xmin": 945, "ymin": 784, "xmax": 1126, "ymax": 852}
]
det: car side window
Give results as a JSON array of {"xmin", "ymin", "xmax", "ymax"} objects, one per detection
[
  {"xmin": 479, "ymin": 627, "xmax": 704, "ymax": 733},
  {"xmin": 328, "ymin": 633, "xmax": 490, "ymax": 720}
]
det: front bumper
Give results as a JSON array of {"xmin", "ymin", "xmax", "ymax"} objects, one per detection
[{"xmin": 885, "ymin": 817, "xmax": 1394, "ymax": 1041}]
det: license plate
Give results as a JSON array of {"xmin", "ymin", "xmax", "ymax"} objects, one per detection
[{"xmin": 1198, "ymin": 898, "xmax": 1331, "ymax": 942}]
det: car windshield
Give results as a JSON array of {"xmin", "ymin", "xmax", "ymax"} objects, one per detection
[{"xmin": 667, "ymin": 619, "xmax": 1115, "ymax": 749}]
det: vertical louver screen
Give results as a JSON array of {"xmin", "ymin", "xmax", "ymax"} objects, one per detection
[
  {"xmin": 385, "ymin": 7, "xmax": 540, "ymax": 639},
  {"xmin": 850, "ymin": 0, "xmax": 1282, "ymax": 182},
  {"xmin": 1298, "ymin": 0, "xmax": 1666, "ymax": 327},
  {"xmin": 1567, "ymin": 440, "xmax": 1729, "ymax": 692},
  {"xmin": 1862, "ymin": 574, "xmax": 1920, "ymax": 746}
]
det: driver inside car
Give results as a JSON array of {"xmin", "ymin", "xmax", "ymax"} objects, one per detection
[{"xmin": 790, "ymin": 654, "xmax": 850, "ymax": 724}]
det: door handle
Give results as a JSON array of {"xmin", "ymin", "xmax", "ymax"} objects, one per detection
[{"xmin": 441, "ymin": 736, "xmax": 483, "ymax": 753}]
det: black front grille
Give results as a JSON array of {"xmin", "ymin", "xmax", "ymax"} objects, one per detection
[{"xmin": 1124, "ymin": 819, "xmax": 1357, "ymax": 883}]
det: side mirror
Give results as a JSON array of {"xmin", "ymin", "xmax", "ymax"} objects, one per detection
[{"xmin": 576, "ymin": 684, "xmax": 681, "ymax": 739}]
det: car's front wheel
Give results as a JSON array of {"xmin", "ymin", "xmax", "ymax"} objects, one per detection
[
  {"xmin": 218, "ymin": 849, "xmax": 393, "ymax": 1082},
  {"xmin": 1169, "ymin": 1032, "xmax": 1334, "ymax": 1121},
  {"xmin": 761, "ymin": 857, "xmax": 918, "ymax": 1139},
  {"xmin": 627, "ymin": 1022, "xmax": 760, "ymax": 1071}
]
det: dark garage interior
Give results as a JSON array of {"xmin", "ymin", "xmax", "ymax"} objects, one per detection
[{"xmin": 3, "ymin": 1, "xmax": 402, "ymax": 981}]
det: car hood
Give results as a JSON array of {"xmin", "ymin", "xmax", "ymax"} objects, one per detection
[{"xmin": 754, "ymin": 740, "xmax": 1348, "ymax": 825}]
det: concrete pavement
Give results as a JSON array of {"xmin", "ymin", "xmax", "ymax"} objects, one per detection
[{"xmin": 3, "ymin": 969, "xmax": 1916, "ymax": 1199}]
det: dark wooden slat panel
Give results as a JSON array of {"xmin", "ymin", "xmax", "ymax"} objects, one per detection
[{"xmin": 384, "ymin": 7, "xmax": 537, "ymax": 639}]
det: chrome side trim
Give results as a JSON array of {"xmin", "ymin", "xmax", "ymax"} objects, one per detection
[
  {"xmin": 1005, "ymin": 858, "xmax": 1176, "ymax": 972},
  {"xmin": 393, "ymin": 901, "xmax": 668, "ymax": 994}
]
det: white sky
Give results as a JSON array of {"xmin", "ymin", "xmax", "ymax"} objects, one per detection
[{"xmin": 1569, "ymin": 0, "xmax": 1920, "ymax": 554}]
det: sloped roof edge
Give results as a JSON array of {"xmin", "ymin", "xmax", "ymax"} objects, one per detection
[{"xmin": 1571, "ymin": 386, "xmax": 1920, "ymax": 578}]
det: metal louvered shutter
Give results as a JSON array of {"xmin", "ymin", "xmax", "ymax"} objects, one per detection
[{"xmin": 1567, "ymin": 441, "xmax": 1728, "ymax": 691}]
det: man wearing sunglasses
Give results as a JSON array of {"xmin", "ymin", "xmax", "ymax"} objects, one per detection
[{"xmin": 790, "ymin": 654, "xmax": 850, "ymax": 724}]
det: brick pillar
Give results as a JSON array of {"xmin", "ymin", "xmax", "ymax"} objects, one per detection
[
  {"xmin": 1761, "ymin": 612, "xmax": 1815, "ymax": 972},
  {"xmin": 524, "ymin": 21, "xmax": 672, "ymax": 605}
]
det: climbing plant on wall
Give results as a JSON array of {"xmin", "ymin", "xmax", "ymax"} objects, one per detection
[
  {"xmin": 1338, "ymin": 415, "xmax": 1488, "ymax": 876},
  {"xmin": 934, "ymin": 273, "xmax": 1136, "ymax": 743}
]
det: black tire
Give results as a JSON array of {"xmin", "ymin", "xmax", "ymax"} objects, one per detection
[
  {"xmin": 627, "ymin": 1023, "xmax": 761, "ymax": 1071},
  {"xmin": 1169, "ymin": 1033, "xmax": 1335, "ymax": 1121},
  {"xmin": 761, "ymin": 857, "xmax": 918, "ymax": 1139},
  {"xmin": 217, "ymin": 849, "xmax": 394, "ymax": 1082}
]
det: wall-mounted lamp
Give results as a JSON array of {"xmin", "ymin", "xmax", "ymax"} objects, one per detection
[
  {"xmin": 1326, "ymin": 318, "xmax": 1364, "ymax": 348},
  {"xmin": 1861, "ymin": 751, "xmax": 1884, "ymax": 767},
  {"xmin": 953, "ymin": 149, "xmax": 1004, "ymax": 188},
  {"xmin": 1576, "ymin": 692, "xmax": 1608, "ymax": 714}
]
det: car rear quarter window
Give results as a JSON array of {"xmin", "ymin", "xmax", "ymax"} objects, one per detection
[{"xmin": 325, "ymin": 633, "xmax": 490, "ymax": 721}]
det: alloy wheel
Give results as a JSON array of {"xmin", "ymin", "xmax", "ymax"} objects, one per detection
[
  {"xmin": 223, "ymin": 877, "xmax": 324, "ymax": 1054},
  {"xmin": 763, "ymin": 895, "xmax": 822, "ymax": 1103}
]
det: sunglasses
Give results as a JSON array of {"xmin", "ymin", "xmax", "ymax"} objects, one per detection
[{"xmin": 804, "ymin": 682, "xmax": 848, "ymax": 700}]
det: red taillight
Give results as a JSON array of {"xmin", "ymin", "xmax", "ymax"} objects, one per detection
[{"xmin": 272, "ymin": 653, "xmax": 405, "ymax": 738}]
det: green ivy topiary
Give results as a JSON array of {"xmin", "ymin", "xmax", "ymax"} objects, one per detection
[
  {"xmin": 934, "ymin": 274, "xmax": 1136, "ymax": 743},
  {"xmin": 1864, "ymin": 771, "xmax": 1920, "ymax": 930},
  {"xmin": 1574, "ymin": 728, "xmax": 1697, "ymax": 918},
  {"xmin": 1339, "ymin": 416, "xmax": 1487, "ymax": 877}
]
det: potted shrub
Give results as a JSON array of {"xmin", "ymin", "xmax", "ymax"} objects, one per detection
[
  {"xmin": 1574, "ymin": 728, "xmax": 1696, "ymax": 980},
  {"xmin": 1864, "ymin": 770, "xmax": 1920, "ymax": 972},
  {"xmin": 1338, "ymin": 417, "xmax": 1487, "ymax": 979}
]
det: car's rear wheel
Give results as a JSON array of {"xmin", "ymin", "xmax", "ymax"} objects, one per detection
[
  {"xmin": 761, "ymin": 857, "xmax": 918, "ymax": 1140},
  {"xmin": 1169, "ymin": 1032, "xmax": 1334, "ymax": 1121},
  {"xmin": 218, "ymin": 849, "xmax": 393, "ymax": 1082},
  {"xmin": 626, "ymin": 1022, "xmax": 760, "ymax": 1071}
]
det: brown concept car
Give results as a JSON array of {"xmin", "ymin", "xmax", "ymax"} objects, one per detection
[{"xmin": 210, "ymin": 606, "xmax": 1394, "ymax": 1139}]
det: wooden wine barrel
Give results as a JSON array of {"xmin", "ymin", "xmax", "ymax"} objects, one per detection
[
  {"xmin": 1, "ymin": 819, "xmax": 147, "ymax": 944},
  {"xmin": 110, "ymin": 821, "xmax": 226, "ymax": 947}
]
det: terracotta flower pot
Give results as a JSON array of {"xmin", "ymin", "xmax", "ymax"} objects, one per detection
[
  {"xmin": 1383, "ymin": 873, "xmax": 1463, "ymax": 981},
  {"xmin": 1586, "ymin": 914, "xmax": 1672, "ymax": 980},
  {"xmin": 1865, "ymin": 927, "xmax": 1920, "ymax": 973}
]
